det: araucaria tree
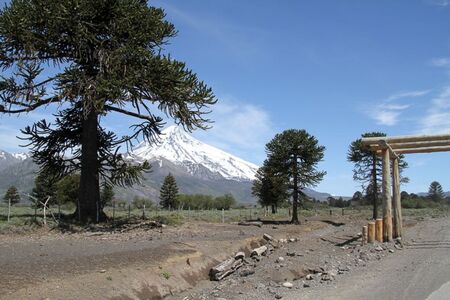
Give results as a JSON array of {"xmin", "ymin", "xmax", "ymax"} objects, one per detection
[
  {"xmin": 252, "ymin": 161, "xmax": 289, "ymax": 214},
  {"xmin": 160, "ymin": 173, "xmax": 179, "ymax": 210},
  {"xmin": 0, "ymin": 1, "xmax": 216, "ymax": 222},
  {"xmin": 264, "ymin": 129, "xmax": 326, "ymax": 224},
  {"xmin": 347, "ymin": 132, "xmax": 408, "ymax": 219},
  {"xmin": 3, "ymin": 186, "xmax": 20, "ymax": 205},
  {"xmin": 428, "ymin": 181, "xmax": 444, "ymax": 202}
]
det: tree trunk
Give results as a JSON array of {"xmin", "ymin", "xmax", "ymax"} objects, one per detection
[
  {"xmin": 75, "ymin": 109, "xmax": 105, "ymax": 223},
  {"xmin": 371, "ymin": 154, "xmax": 378, "ymax": 220},
  {"xmin": 291, "ymin": 155, "xmax": 299, "ymax": 224},
  {"xmin": 271, "ymin": 205, "xmax": 276, "ymax": 214}
]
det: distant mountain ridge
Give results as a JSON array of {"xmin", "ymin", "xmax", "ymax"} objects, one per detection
[{"xmin": 0, "ymin": 126, "xmax": 337, "ymax": 203}]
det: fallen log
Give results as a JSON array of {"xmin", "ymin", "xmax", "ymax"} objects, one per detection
[
  {"xmin": 238, "ymin": 221, "xmax": 263, "ymax": 227},
  {"xmin": 251, "ymin": 245, "xmax": 268, "ymax": 257},
  {"xmin": 209, "ymin": 256, "xmax": 244, "ymax": 281}
]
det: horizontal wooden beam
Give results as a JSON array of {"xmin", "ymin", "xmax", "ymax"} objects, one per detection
[
  {"xmin": 369, "ymin": 140, "xmax": 450, "ymax": 151},
  {"xmin": 395, "ymin": 146, "xmax": 450, "ymax": 154},
  {"xmin": 362, "ymin": 133, "xmax": 450, "ymax": 145}
]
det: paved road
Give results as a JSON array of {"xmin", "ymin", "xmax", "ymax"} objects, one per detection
[{"xmin": 296, "ymin": 218, "xmax": 450, "ymax": 300}]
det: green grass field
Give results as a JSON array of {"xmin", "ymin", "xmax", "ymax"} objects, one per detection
[{"xmin": 0, "ymin": 204, "xmax": 449, "ymax": 233}]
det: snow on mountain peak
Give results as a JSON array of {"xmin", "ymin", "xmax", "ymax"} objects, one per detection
[{"xmin": 129, "ymin": 125, "xmax": 258, "ymax": 181}]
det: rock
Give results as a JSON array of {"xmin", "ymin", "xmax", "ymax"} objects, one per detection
[
  {"xmin": 282, "ymin": 282, "xmax": 293, "ymax": 288},
  {"xmin": 286, "ymin": 251, "xmax": 296, "ymax": 257},
  {"xmin": 359, "ymin": 252, "xmax": 370, "ymax": 261},
  {"xmin": 276, "ymin": 257, "xmax": 285, "ymax": 263},
  {"xmin": 275, "ymin": 295, "xmax": 283, "ymax": 299},
  {"xmin": 389, "ymin": 249, "xmax": 395, "ymax": 253},
  {"xmin": 394, "ymin": 244, "xmax": 403, "ymax": 250},
  {"xmin": 321, "ymin": 274, "xmax": 333, "ymax": 281},
  {"xmin": 289, "ymin": 238, "xmax": 297, "ymax": 243},
  {"xmin": 99, "ymin": 269, "xmax": 106, "ymax": 273},
  {"xmin": 239, "ymin": 267, "xmax": 255, "ymax": 277},
  {"xmin": 305, "ymin": 274, "xmax": 314, "ymax": 280},
  {"xmin": 264, "ymin": 233, "xmax": 275, "ymax": 241},
  {"xmin": 375, "ymin": 246, "xmax": 383, "ymax": 252},
  {"xmin": 251, "ymin": 246, "xmax": 268, "ymax": 257},
  {"xmin": 279, "ymin": 239, "xmax": 288, "ymax": 243},
  {"xmin": 235, "ymin": 252, "xmax": 246, "ymax": 260},
  {"xmin": 272, "ymin": 226, "xmax": 278, "ymax": 229}
]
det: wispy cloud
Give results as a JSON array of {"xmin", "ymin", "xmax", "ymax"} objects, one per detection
[
  {"xmin": 193, "ymin": 97, "xmax": 275, "ymax": 164},
  {"xmin": 419, "ymin": 85, "xmax": 450, "ymax": 134},
  {"xmin": 430, "ymin": 57, "xmax": 450, "ymax": 67},
  {"xmin": 365, "ymin": 90, "xmax": 428, "ymax": 126},
  {"xmin": 386, "ymin": 90, "xmax": 431, "ymax": 101},
  {"xmin": 425, "ymin": 0, "xmax": 450, "ymax": 7}
]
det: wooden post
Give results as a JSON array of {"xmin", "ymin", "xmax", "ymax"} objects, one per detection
[
  {"xmin": 128, "ymin": 204, "xmax": 131, "ymax": 220},
  {"xmin": 382, "ymin": 149, "xmax": 393, "ymax": 242},
  {"xmin": 222, "ymin": 208, "xmax": 225, "ymax": 223},
  {"xmin": 362, "ymin": 225, "xmax": 368, "ymax": 245},
  {"xmin": 142, "ymin": 204, "xmax": 146, "ymax": 220},
  {"xmin": 392, "ymin": 158, "xmax": 403, "ymax": 239},
  {"xmin": 375, "ymin": 218, "xmax": 383, "ymax": 242},
  {"xmin": 368, "ymin": 222, "xmax": 375, "ymax": 243},
  {"xmin": 112, "ymin": 202, "xmax": 115, "ymax": 224},
  {"xmin": 7, "ymin": 197, "xmax": 11, "ymax": 223}
]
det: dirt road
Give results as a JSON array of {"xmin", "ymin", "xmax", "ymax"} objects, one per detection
[{"xmin": 296, "ymin": 217, "xmax": 450, "ymax": 300}]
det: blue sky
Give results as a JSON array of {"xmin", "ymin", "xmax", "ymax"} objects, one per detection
[{"xmin": 2, "ymin": 0, "xmax": 450, "ymax": 195}]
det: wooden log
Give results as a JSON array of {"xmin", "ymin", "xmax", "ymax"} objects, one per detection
[
  {"xmin": 362, "ymin": 225, "xmax": 368, "ymax": 245},
  {"xmin": 238, "ymin": 221, "xmax": 263, "ymax": 227},
  {"xmin": 375, "ymin": 219, "xmax": 383, "ymax": 242},
  {"xmin": 251, "ymin": 245, "xmax": 268, "ymax": 257},
  {"xmin": 209, "ymin": 257, "xmax": 244, "ymax": 281},
  {"xmin": 361, "ymin": 133, "xmax": 450, "ymax": 144},
  {"xmin": 368, "ymin": 222, "xmax": 375, "ymax": 243},
  {"xmin": 369, "ymin": 140, "xmax": 450, "ymax": 151},
  {"xmin": 392, "ymin": 158, "xmax": 403, "ymax": 239},
  {"xmin": 382, "ymin": 149, "xmax": 393, "ymax": 242}
]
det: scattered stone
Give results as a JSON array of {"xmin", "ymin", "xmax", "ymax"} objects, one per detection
[
  {"xmin": 303, "ymin": 283, "xmax": 310, "ymax": 288},
  {"xmin": 235, "ymin": 252, "xmax": 246, "ymax": 260},
  {"xmin": 286, "ymin": 251, "xmax": 296, "ymax": 257},
  {"xmin": 282, "ymin": 282, "xmax": 293, "ymax": 288},
  {"xmin": 359, "ymin": 252, "xmax": 370, "ymax": 261},
  {"xmin": 272, "ymin": 226, "xmax": 278, "ymax": 229},
  {"xmin": 279, "ymin": 239, "xmax": 288, "ymax": 243},
  {"xmin": 275, "ymin": 295, "xmax": 283, "ymax": 299},
  {"xmin": 251, "ymin": 246, "xmax": 268, "ymax": 257},
  {"xmin": 99, "ymin": 269, "xmax": 106, "ymax": 273},
  {"xmin": 276, "ymin": 257, "xmax": 285, "ymax": 263},
  {"xmin": 389, "ymin": 249, "xmax": 395, "ymax": 253},
  {"xmin": 394, "ymin": 244, "xmax": 403, "ymax": 250},
  {"xmin": 321, "ymin": 274, "xmax": 333, "ymax": 281},
  {"xmin": 375, "ymin": 245, "xmax": 384, "ymax": 251},
  {"xmin": 289, "ymin": 238, "xmax": 297, "ymax": 243},
  {"xmin": 264, "ymin": 234, "xmax": 275, "ymax": 242},
  {"xmin": 305, "ymin": 274, "xmax": 314, "ymax": 280},
  {"xmin": 239, "ymin": 267, "xmax": 255, "ymax": 277}
]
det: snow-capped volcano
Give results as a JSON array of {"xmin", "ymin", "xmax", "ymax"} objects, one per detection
[{"xmin": 128, "ymin": 125, "xmax": 258, "ymax": 181}]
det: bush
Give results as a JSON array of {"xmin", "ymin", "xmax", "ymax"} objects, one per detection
[{"xmin": 132, "ymin": 196, "xmax": 154, "ymax": 209}]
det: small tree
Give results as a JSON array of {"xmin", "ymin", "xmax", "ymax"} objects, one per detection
[
  {"xmin": 31, "ymin": 170, "xmax": 58, "ymax": 208},
  {"xmin": 428, "ymin": 181, "xmax": 445, "ymax": 202},
  {"xmin": 252, "ymin": 162, "xmax": 289, "ymax": 213},
  {"xmin": 56, "ymin": 174, "xmax": 80, "ymax": 206},
  {"xmin": 100, "ymin": 184, "xmax": 115, "ymax": 209},
  {"xmin": 4, "ymin": 186, "xmax": 20, "ymax": 205},
  {"xmin": 160, "ymin": 173, "xmax": 179, "ymax": 210},
  {"xmin": 264, "ymin": 129, "xmax": 326, "ymax": 224}
]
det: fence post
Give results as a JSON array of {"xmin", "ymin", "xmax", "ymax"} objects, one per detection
[
  {"xmin": 142, "ymin": 204, "xmax": 146, "ymax": 220},
  {"xmin": 96, "ymin": 201, "xmax": 99, "ymax": 223},
  {"xmin": 112, "ymin": 202, "xmax": 115, "ymax": 224},
  {"xmin": 222, "ymin": 208, "xmax": 225, "ymax": 224},
  {"xmin": 7, "ymin": 198, "xmax": 11, "ymax": 223},
  {"xmin": 128, "ymin": 204, "xmax": 131, "ymax": 220}
]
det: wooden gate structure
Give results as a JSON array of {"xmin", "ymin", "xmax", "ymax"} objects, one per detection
[{"xmin": 361, "ymin": 133, "xmax": 450, "ymax": 242}]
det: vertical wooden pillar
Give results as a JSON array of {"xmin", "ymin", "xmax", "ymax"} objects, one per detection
[
  {"xmin": 368, "ymin": 222, "xmax": 375, "ymax": 243},
  {"xmin": 382, "ymin": 149, "xmax": 393, "ymax": 242},
  {"xmin": 375, "ymin": 219, "xmax": 383, "ymax": 242},
  {"xmin": 362, "ymin": 225, "xmax": 368, "ymax": 245},
  {"xmin": 392, "ymin": 157, "xmax": 403, "ymax": 239}
]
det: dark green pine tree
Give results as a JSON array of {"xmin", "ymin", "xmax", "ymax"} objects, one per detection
[
  {"xmin": 160, "ymin": 173, "xmax": 179, "ymax": 210},
  {"xmin": 0, "ymin": 1, "xmax": 216, "ymax": 222},
  {"xmin": 428, "ymin": 181, "xmax": 445, "ymax": 202},
  {"xmin": 100, "ymin": 184, "xmax": 115, "ymax": 209},
  {"xmin": 31, "ymin": 170, "xmax": 59, "ymax": 208},
  {"xmin": 264, "ymin": 129, "xmax": 326, "ymax": 224},
  {"xmin": 347, "ymin": 132, "xmax": 408, "ymax": 219},
  {"xmin": 3, "ymin": 186, "xmax": 20, "ymax": 206},
  {"xmin": 252, "ymin": 161, "xmax": 289, "ymax": 214}
]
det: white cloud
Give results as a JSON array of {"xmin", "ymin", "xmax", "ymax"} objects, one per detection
[
  {"xmin": 426, "ymin": 0, "xmax": 450, "ymax": 7},
  {"xmin": 419, "ymin": 86, "xmax": 450, "ymax": 133},
  {"xmin": 365, "ymin": 89, "xmax": 430, "ymax": 126},
  {"xmin": 430, "ymin": 57, "xmax": 450, "ymax": 67},
  {"xmin": 386, "ymin": 90, "xmax": 431, "ymax": 101},
  {"xmin": 193, "ymin": 97, "xmax": 275, "ymax": 164}
]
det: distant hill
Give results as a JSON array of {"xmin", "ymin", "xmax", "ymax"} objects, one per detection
[{"xmin": 0, "ymin": 126, "xmax": 337, "ymax": 204}]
